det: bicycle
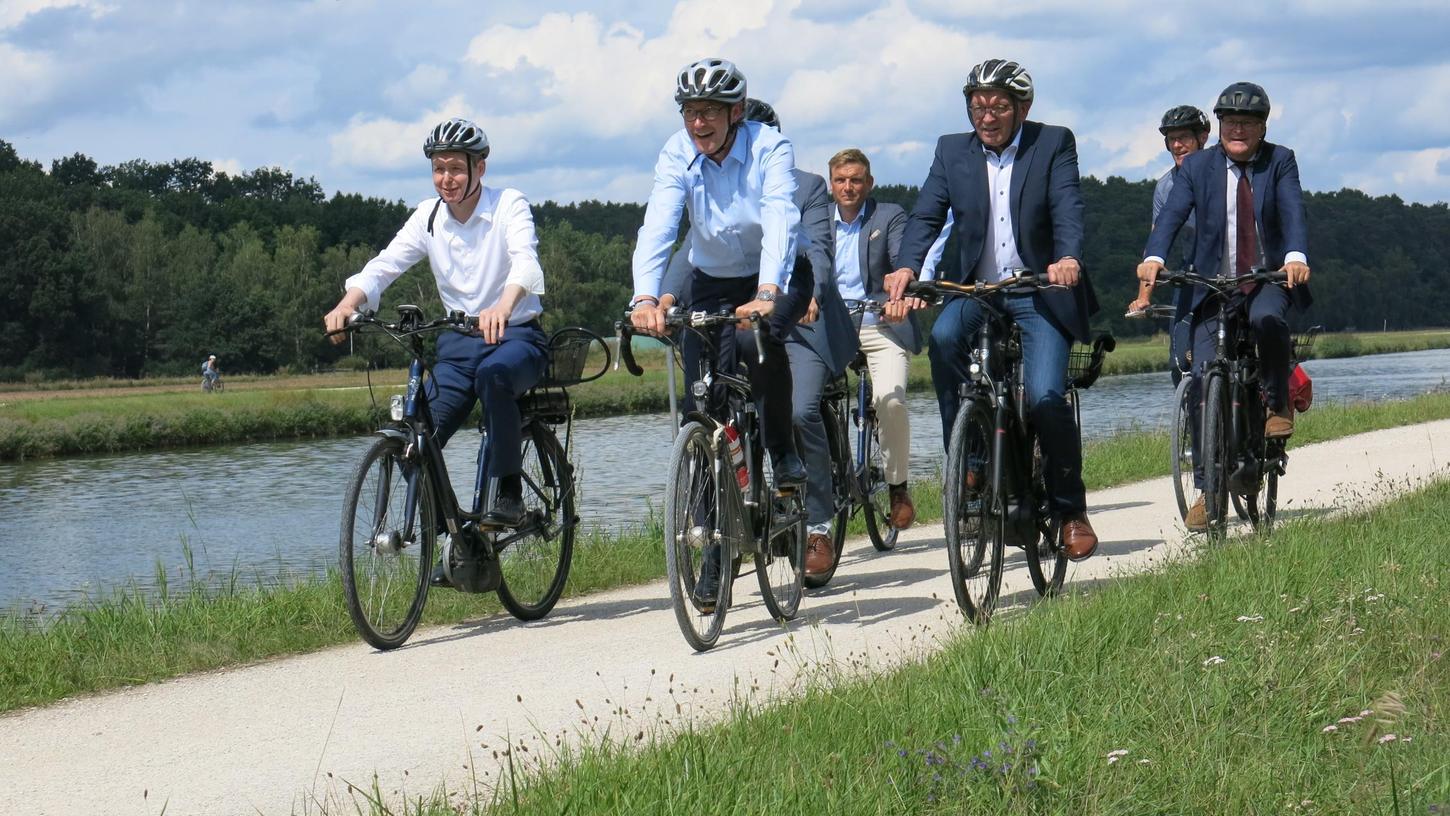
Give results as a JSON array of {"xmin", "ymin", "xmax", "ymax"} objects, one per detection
[
  {"xmin": 907, "ymin": 274, "xmax": 1114, "ymax": 623},
  {"xmin": 1148, "ymin": 268, "xmax": 1310, "ymax": 536},
  {"xmin": 808, "ymin": 298, "xmax": 900, "ymax": 588},
  {"xmin": 1124, "ymin": 302, "xmax": 1199, "ymax": 522},
  {"xmin": 201, "ymin": 375, "xmax": 224, "ymax": 392},
  {"xmin": 331, "ymin": 305, "xmax": 608, "ymax": 649},
  {"xmin": 616, "ymin": 307, "xmax": 807, "ymax": 651}
]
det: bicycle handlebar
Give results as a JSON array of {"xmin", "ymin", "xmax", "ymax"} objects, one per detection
[
  {"xmin": 905, "ymin": 271, "xmax": 1062, "ymax": 305},
  {"xmin": 843, "ymin": 299, "xmax": 886, "ymax": 317},
  {"xmin": 614, "ymin": 307, "xmax": 768, "ymax": 378},
  {"xmin": 1152, "ymin": 267, "xmax": 1288, "ymax": 295},
  {"xmin": 325, "ymin": 306, "xmax": 477, "ymax": 340}
]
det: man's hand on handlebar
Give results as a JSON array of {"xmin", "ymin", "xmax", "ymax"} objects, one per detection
[
  {"xmin": 884, "ymin": 296, "xmax": 924, "ymax": 323},
  {"xmin": 735, "ymin": 285, "xmax": 779, "ymax": 328},
  {"xmin": 883, "ymin": 267, "xmax": 915, "ymax": 302},
  {"xmin": 629, "ymin": 298, "xmax": 668, "ymax": 336},
  {"xmin": 1282, "ymin": 260, "xmax": 1311, "ymax": 288},
  {"xmin": 1136, "ymin": 259, "xmax": 1165, "ymax": 293},
  {"xmin": 477, "ymin": 303, "xmax": 510, "ymax": 344},
  {"xmin": 1046, "ymin": 257, "xmax": 1081, "ymax": 287}
]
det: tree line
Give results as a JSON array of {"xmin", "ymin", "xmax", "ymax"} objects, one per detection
[{"xmin": 2, "ymin": 139, "xmax": 1446, "ymax": 380}]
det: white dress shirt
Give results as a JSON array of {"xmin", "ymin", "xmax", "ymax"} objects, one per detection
[
  {"xmin": 920, "ymin": 128, "xmax": 1026, "ymax": 283},
  {"xmin": 632, "ymin": 120, "xmax": 800, "ymax": 297},
  {"xmin": 345, "ymin": 186, "xmax": 545, "ymax": 323}
]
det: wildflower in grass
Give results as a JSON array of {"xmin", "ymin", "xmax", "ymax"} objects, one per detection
[
  {"xmin": 1235, "ymin": 614, "xmax": 1264, "ymax": 623},
  {"xmin": 1203, "ymin": 655, "xmax": 1226, "ymax": 666},
  {"xmin": 1107, "ymin": 749, "xmax": 1129, "ymax": 764},
  {"xmin": 1322, "ymin": 725, "xmax": 1339, "ymax": 734},
  {"xmin": 1138, "ymin": 758, "xmax": 1152, "ymax": 765},
  {"xmin": 1337, "ymin": 716, "xmax": 1362, "ymax": 725},
  {"xmin": 1376, "ymin": 733, "xmax": 1398, "ymax": 744}
]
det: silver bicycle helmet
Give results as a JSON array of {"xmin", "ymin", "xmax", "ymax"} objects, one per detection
[
  {"xmin": 1159, "ymin": 105, "xmax": 1211, "ymax": 134},
  {"xmin": 675, "ymin": 58, "xmax": 748, "ymax": 106},
  {"xmin": 743, "ymin": 98, "xmax": 779, "ymax": 130},
  {"xmin": 962, "ymin": 59, "xmax": 1034, "ymax": 104},
  {"xmin": 423, "ymin": 118, "xmax": 490, "ymax": 159},
  {"xmin": 1213, "ymin": 82, "xmax": 1270, "ymax": 120}
]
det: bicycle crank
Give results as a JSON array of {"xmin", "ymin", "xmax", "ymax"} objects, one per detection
[{"xmin": 441, "ymin": 532, "xmax": 502, "ymax": 594}]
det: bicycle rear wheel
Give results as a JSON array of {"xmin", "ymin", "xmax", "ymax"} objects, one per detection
[
  {"xmin": 757, "ymin": 448, "xmax": 806, "ymax": 621},
  {"xmin": 805, "ymin": 407, "xmax": 849, "ymax": 589},
  {"xmin": 664, "ymin": 422, "xmax": 729, "ymax": 651},
  {"xmin": 339, "ymin": 435, "xmax": 434, "ymax": 650},
  {"xmin": 496, "ymin": 424, "xmax": 576, "ymax": 621},
  {"xmin": 1201, "ymin": 372, "xmax": 1231, "ymax": 538},
  {"xmin": 860, "ymin": 412, "xmax": 899, "ymax": 552},
  {"xmin": 1170, "ymin": 375, "xmax": 1196, "ymax": 521},
  {"xmin": 1023, "ymin": 431, "xmax": 1067, "ymax": 597},
  {"xmin": 943, "ymin": 399, "xmax": 1002, "ymax": 623}
]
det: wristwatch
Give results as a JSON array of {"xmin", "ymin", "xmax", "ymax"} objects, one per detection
[{"xmin": 753, "ymin": 289, "xmax": 777, "ymax": 302}]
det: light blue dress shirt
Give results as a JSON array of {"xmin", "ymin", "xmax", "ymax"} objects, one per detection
[
  {"xmin": 921, "ymin": 127, "xmax": 1027, "ymax": 283},
  {"xmin": 632, "ymin": 120, "xmax": 800, "ymax": 298}
]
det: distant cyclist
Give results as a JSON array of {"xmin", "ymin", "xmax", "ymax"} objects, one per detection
[
  {"xmin": 1138, "ymin": 83, "xmax": 1313, "ymax": 530},
  {"xmin": 201, "ymin": 355, "xmax": 221, "ymax": 390},
  {"xmin": 323, "ymin": 118, "xmax": 548, "ymax": 551}
]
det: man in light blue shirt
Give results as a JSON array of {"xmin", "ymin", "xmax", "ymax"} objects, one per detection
[{"xmin": 628, "ymin": 58, "xmax": 807, "ymax": 610}]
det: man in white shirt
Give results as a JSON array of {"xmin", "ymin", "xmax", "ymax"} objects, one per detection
[{"xmin": 323, "ymin": 118, "xmax": 548, "ymax": 531}]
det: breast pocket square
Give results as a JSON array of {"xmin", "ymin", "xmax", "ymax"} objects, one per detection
[{"xmin": 869, "ymin": 229, "xmax": 881, "ymax": 240}]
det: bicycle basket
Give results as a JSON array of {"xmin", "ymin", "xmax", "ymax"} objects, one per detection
[
  {"xmin": 1291, "ymin": 325, "xmax": 1321, "ymax": 363},
  {"xmin": 538, "ymin": 327, "xmax": 610, "ymax": 388}
]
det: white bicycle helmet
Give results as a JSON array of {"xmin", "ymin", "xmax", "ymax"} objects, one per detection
[
  {"xmin": 962, "ymin": 59, "xmax": 1034, "ymax": 104},
  {"xmin": 675, "ymin": 58, "xmax": 748, "ymax": 106},
  {"xmin": 423, "ymin": 118, "xmax": 490, "ymax": 159}
]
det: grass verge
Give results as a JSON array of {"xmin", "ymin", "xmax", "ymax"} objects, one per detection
[
  {"xmin": 2, "ymin": 393, "xmax": 1448, "ymax": 716},
  {"xmin": 417, "ymin": 478, "xmax": 1449, "ymax": 815}
]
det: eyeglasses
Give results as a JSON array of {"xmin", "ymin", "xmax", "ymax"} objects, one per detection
[
  {"xmin": 681, "ymin": 104, "xmax": 729, "ymax": 123},
  {"xmin": 968, "ymin": 103, "xmax": 1015, "ymax": 119},
  {"xmin": 1220, "ymin": 117, "xmax": 1263, "ymax": 132},
  {"xmin": 1164, "ymin": 132, "xmax": 1201, "ymax": 146}
]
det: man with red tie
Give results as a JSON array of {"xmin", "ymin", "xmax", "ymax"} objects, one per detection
[{"xmin": 1136, "ymin": 82, "xmax": 1312, "ymax": 530}]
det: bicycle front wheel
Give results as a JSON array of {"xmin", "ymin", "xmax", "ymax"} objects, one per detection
[
  {"xmin": 805, "ymin": 407, "xmax": 850, "ymax": 589},
  {"xmin": 664, "ymin": 422, "xmax": 729, "ymax": 651},
  {"xmin": 943, "ymin": 399, "xmax": 1002, "ymax": 623},
  {"xmin": 1170, "ymin": 375, "xmax": 1196, "ymax": 521},
  {"xmin": 1201, "ymin": 372, "xmax": 1231, "ymax": 538},
  {"xmin": 496, "ymin": 424, "xmax": 576, "ymax": 621},
  {"xmin": 860, "ymin": 413, "xmax": 899, "ymax": 552},
  {"xmin": 339, "ymin": 435, "xmax": 435, "ymax": 650},
  {"xmin": 757, "ymin": 452, "xmax": 806, "ymax": 621}
]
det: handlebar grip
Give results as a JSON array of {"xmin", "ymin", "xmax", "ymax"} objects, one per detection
[
  {"xmin": 614, "ymin": 322, "xmax": 645, "ymax": 377},
  {"xmin": 752, "ymin": 317, "xmax": 766, "ymax": 365}
]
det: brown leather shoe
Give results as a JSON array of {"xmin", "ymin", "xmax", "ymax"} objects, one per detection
[
  {"xmin": 1265, "ymin": 411, "xmax": 1294, "ymax": 440},
  {"xmin": 889, "ymin": 484, "xmax": 916, "ymax": 529},
  {"xmin": 1060, "ymin": 513, "xmax": 1098, "ymax": 561},
  {"xmin": 1185, "ymin": 495, "xmax": 1208, "ymax": 531},
  {"xmin": 804, "ymin": 533, "xmax": 835, "ymax": 577}
]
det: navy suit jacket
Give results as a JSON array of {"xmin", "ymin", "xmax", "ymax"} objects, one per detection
[
  {"xmin": 831, "ymin": 198, "xmax": 923, "ymax": 355},
  {"xmin": 1146, "ymin": 141, "xmax": 1311, "ymax": 312},
  {"xmin": 897, "ymin": 121, "xmax": 1097, "ymax": 344},
  {"xmin": 663, "ymin": 169, "xmax": 858, "ymax": 376}
]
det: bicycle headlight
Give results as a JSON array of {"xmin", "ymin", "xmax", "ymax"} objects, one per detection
[
  {"xmin": 389, "ymin": 394, "xmax": 404, "ymax": 421},
  {"xmin": 691, "ymin": 380, "xmax": 708, "ymax": 399}
]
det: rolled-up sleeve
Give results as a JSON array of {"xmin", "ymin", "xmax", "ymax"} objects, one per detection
[
  {"xmin": 756, "ymin": 139, "xmax": 800, "ymax": 290},
  {"xmin": 500, "ymin": 190, "xmax": 546, "ymax": 295},
  {"xmin": 632, "ymin": 142, "xmax": 689, "ymax": 299},
  {"xmin": 345, "ymin": 208, "xmax": 429, "ymax": 312}
]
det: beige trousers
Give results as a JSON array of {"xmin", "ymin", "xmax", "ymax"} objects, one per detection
[{"xmin": 858, "ymin": 322, "xmax": 911, "ymax": 486}]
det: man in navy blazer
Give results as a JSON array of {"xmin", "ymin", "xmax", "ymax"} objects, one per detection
[
  {"xmin": 662, "ymin": 99, "xmax": 856, "ymax": 576},
  {"xmin": 1138, "ymin": 82, "xmax": 1312, "ymax": 529},
  {"xmin": 885, "ymin": 59, "xmax": 1101, "ymax": 561}
]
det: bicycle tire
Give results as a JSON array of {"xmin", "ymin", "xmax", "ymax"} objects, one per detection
[
  {"xmin": 943, "ymin": 398, "xmax": 1002, "ymax": 623},
  {"xmin": 805, "ymin": 407, "xmax": 849, "ymax": 589},
  {"xmin": 339, "ymin": 435, "xmax": 435, "ymax": 650},
  {"xmin": 1023, "ymin": 430, "xmax": 1067, "ymax": 597},
  {"xmin": 1201, "ymin": 372, "xmax": 1231, "ymax": 538},
  {"xmin": 1170, "ymin": 375, "xmax": 1196, "ymax": 521},
  {"xmin": 757, "ymin": 444, "xmax": 806, "ymax": 621},
  {"xmin": 1263, "ymin": 458, "xmax": 1279, "ymax": 534},
  {"xmin": 861, "ymin": 413, "xmax": 899, "ymax": 552},
  {"xmin": 496, "ymin": 424, "xmax": 576, "ymax": 621},
  {"xmin": 664, "ymin": 421, "xmax": 729, "ymax": 651}
]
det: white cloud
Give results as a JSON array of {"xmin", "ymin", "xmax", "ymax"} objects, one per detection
[
  {"xmin": 329, "ymin": 95, "xmax": 475, "ymax": 170},
  {"xmin": 0, "ymin": 0, "xmax": 110, "ymax": 30},
  {"xmin": 0, "ymin": 42, "xmax": 56, "ymax": 114}
]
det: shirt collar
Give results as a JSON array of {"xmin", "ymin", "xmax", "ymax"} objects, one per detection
[
  {"xmin": 980, "ymin": 125, "xmax": 1024, "ymax": 158},
  {"xmin": 447, "ymin": 186, "xmax": 494, "ymax": 226},
  {"xmin": 835, "ymin": 205, "xmax": 865, "ymax": 228},
  {"xmin": 690, "ymin": 122, "xmax": 752, "ymax": 170}
]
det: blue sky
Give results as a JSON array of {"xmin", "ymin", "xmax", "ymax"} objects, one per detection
[{"xmin": 3, "ymin": 0, "xmax": 1448, "ymax": 207}]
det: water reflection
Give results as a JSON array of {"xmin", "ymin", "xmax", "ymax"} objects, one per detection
[{"xmin": 2, "ymin": 348, "xmax": 1446, "ymax": 613}]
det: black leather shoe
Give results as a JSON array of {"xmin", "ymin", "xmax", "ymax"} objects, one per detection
[
  {"xmin": 430, "ymin": 561, "xmax": 452, "ymax": 588},
  {"xmin": 770, "ymin": 450, "xmax": 808, "ymax": 492},
  {"xmin": 692, "ymin": 547, "xmax": 722, "ymax": 613},
  {"xmin": 482, "ymin": 493, "xmax": 525, "ymax": 527}
]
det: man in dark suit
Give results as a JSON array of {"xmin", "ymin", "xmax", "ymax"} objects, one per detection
[
  {"xmin": 662, "ymin": 99, "xmax": 856, "ymax": 577},
  {"xmin": 826, "ymin": 148, "xmax": 923, "ymax": 535},
  {"xmin": 885, "ymin": 58, "xmax": 1101, "ymax": 560}
]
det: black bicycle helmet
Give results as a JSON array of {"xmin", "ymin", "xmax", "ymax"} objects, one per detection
[
  {"xmin": 743, "ymin": 98, "xmax": 779, "ymax": 130},
  {"xmin": 1213, "ymin": 82, "xmax": 1270, "ymax": 120},
  {"xmin": 962, "ymin": 58, "xmax": 1034, "ymax": 104},
  {"xmin": 675, "ymin": 58, "xmax": 748, "ymax": 106},
  {"xmin": 423, "ymin": 118, "xmax": 490, "ymax": 159},
  {"xmin": 1159, "ymin": 104, "xmax": 1211, "ymax": 134}
]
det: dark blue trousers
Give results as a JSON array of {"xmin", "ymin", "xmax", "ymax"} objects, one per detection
[
  {"xmin": 428, "ymin": 323, "xmax": 548, "ymax": 477},
  {"xmin": 927, "ymin": 292, "xmax": 1085, "ymax": 515}
]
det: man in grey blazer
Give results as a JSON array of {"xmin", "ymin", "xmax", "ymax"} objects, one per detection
[
  {"xmin": 827, "ymin": 148, "xmax": 923, "ymax": 535},
  {"xmin": 661, "ymin": 99, "xmax": 856, "ymax": 577}
]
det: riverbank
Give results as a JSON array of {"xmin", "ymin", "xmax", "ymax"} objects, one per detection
[
  {"xmin": 3, "ymin": 392, "xmax": 1449, "ymax": 715},
  {"xmin": 1, "ymin": 329, "xmax": 1446, "ymax": 461},
  {"xmin": 439, "ymin": 478, "xmax": 1448, "ymax": 816}
]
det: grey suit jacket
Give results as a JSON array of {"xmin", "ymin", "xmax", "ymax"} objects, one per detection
[
  {"xmin": 663, "ymin": 169, "xmax": 858, "ymax": 376},
  {"xmin": 830, "ymin": 198, "xmax": 922, "ymax": 355}
]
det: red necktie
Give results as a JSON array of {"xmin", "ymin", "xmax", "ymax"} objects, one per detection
[{"xmin": 1235, "ymin": 161, "xmax": 1257, "ymax": 293}]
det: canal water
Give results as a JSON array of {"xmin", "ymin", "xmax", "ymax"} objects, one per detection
[{"xmin": 2, "ymin": 348, "xmax": 1446, "ymax": 614}]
